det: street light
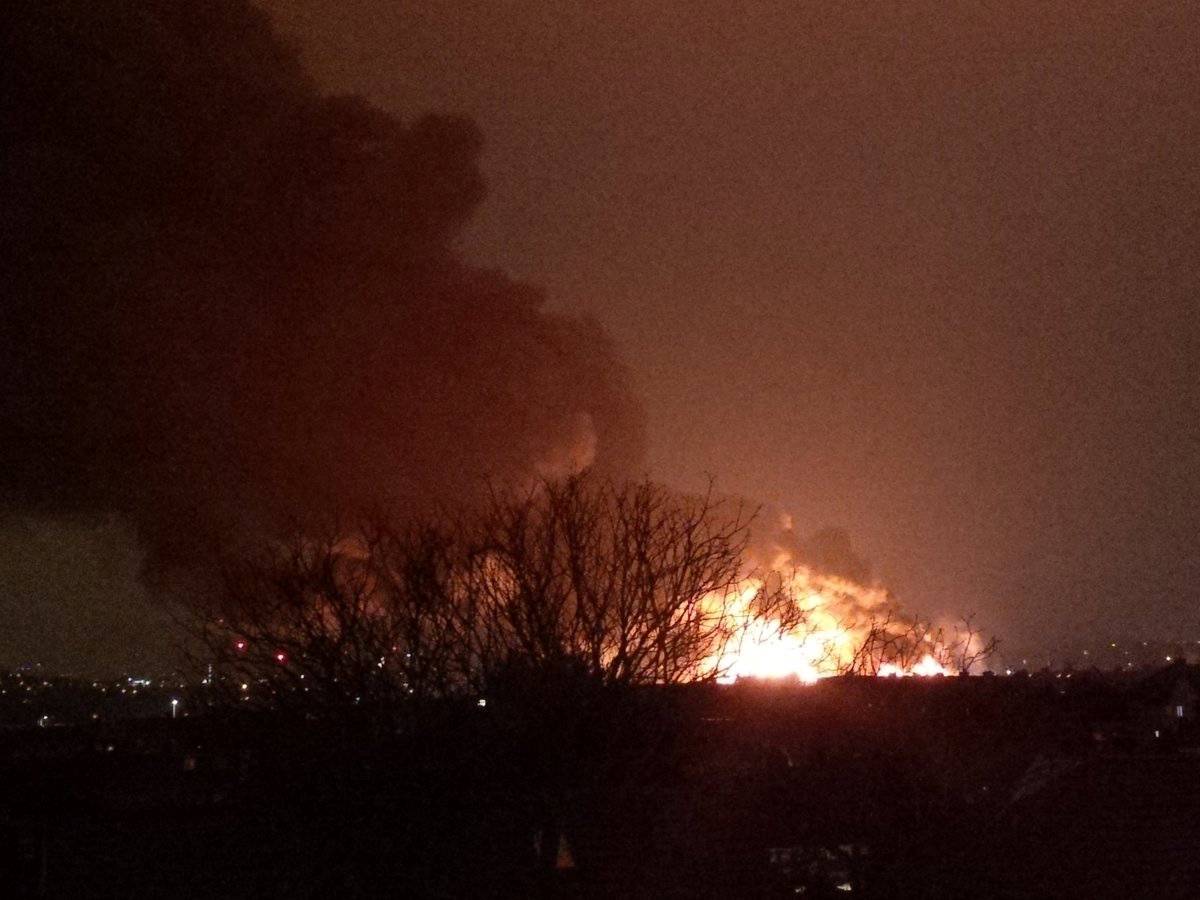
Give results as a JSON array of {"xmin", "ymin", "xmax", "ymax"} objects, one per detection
[{"xmin": 171, "ymin": 698, "xmax": 179, "ymax": 720}]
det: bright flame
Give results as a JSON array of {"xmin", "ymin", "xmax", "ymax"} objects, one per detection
[{"xmin": 705, "ymin": 566, "xmax": 972, "ymax": 683}]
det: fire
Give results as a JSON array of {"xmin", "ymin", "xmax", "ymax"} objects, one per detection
[
  {"xmin": 705, "ymin": 566, "xmax": 970, "ymax": 683},
  {"xmin": 878, "ymin": 655, "xmax": 950, "ymax": 678}
]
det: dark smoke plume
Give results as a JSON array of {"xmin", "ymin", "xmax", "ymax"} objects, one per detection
[{"xmin": 1, "ymin": 1, "xmax": 645, "ymax": 575}]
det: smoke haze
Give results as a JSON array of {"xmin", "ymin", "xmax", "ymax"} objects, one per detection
[
  {"xmin": 1, "ymin": 1, "xmax": 643, "ymax": 669},
  {"xmin": 4, "ymin": 1, "xmax": 1198, "ymax": 669},
  {"xmin": 257, "ymin": 0, "xmax": 1200, "ymax": 654}
]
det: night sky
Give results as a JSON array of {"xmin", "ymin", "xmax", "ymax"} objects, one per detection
[
  {"xmin": 264, "ymin": 1, "xmax": 1200, "ymax": 647},
  {"xmin": 3, "ymin": 1, "xmax": 1197, "ymax": 671}
]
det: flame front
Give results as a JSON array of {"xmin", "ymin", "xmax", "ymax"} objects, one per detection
[{"xmin": 704, "ymin": 566, "xmax": 964, "ymax": 683}]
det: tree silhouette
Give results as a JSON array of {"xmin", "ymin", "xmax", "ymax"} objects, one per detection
[{"xmin": 195, "ymin": 474, "xmax": 806, "ymax": 714}]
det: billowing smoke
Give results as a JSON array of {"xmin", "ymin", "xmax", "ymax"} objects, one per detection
[
  {"xmin": 742, "ymin": 504, "xmax": 872, "ymax": 586},
  {"xmin": 784, "ymin": 526, "xmax": 873, "ymax": 587},
  {"xmin": 1, "ymin": 1, "xmax": 645, "ymax": 577}
]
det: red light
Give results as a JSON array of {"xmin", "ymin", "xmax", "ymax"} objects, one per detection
[
  {"xmin": 274, "ymin": 652, "xmax": 287, "ymax": 665},
  {"xmin": 234, "ymin": 640, "xmax": 247, "ymax": 652}
]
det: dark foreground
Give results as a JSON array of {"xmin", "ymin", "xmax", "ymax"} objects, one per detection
[{"xmin": 4, "ymin": 669, "xmax": 1200, "ymax": 898}]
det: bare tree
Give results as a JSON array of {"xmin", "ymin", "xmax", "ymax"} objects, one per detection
[
  {"xmin": 193, "ymin": 519, "xmax": 465, "ymax": 718},
  {"xmin": 839, "ymin": 611, "xmax": 998, "ymax": 676},
  {"xmin": 947, "ymin": 615, "xmax": 999, "ymax": 673},
  {"xmin": 192, "ymin": 473, "xmax": 802, "ymax": 716},
  {"xmin": 458, "ymin": 474, "xmax": 804, "ymax": 693}
]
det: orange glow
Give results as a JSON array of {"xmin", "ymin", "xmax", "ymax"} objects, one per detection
[{"xmin": 705, "ymin": 566, "xmax": 972, "ymax": 683}]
